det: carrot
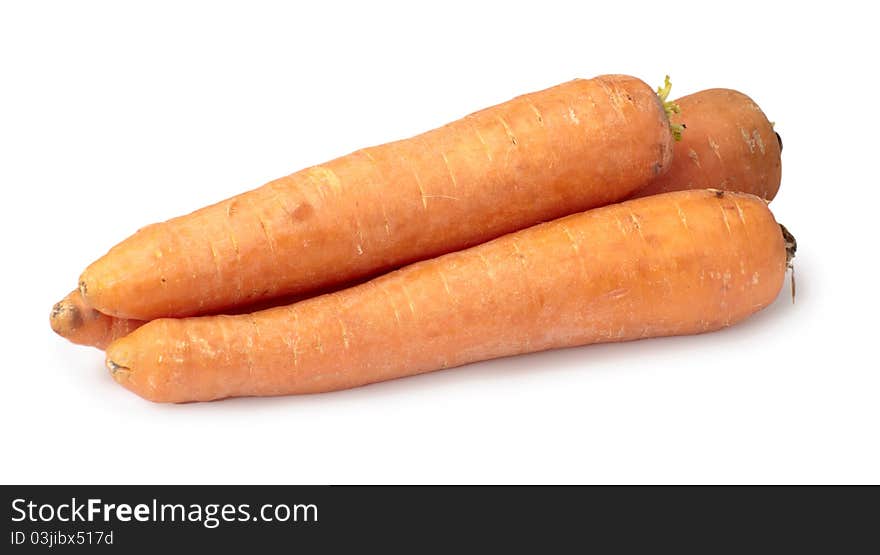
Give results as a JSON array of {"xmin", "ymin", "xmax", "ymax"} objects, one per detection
[
  {"xmin": 79, "ymin": 74, "xmax": 675, "ymax": 320},
  {"xmin": 62, "ymin": 82, "xmax": 778, "ymax": 348},
  {"xmin": 631, "ymin": 88, "xmax": 781, "ymax": 200},
  {"xmin": 50, "ymin": 276, "xmax": 371, "ymax": 350},
  {"xmin": 105, "ymin": 189, "xmax": 794, "ymax": 403},
  {"xmin": 60, "ymin": 84, "xmax": 782, "ymax": 351},
  {"xmin": 50, "ymin": 290, "xmax": 144, "ymax": 350}
]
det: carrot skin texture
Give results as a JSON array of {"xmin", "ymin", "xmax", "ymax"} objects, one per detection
[
  {"xmin": 69, "ymin": 87, "xmax": 779, "ymax": 345},
  {"xmin": 50, "ymin": 290, "xmax": 144, "ymax": 350},
  {"xmin": 69, "ymin": 86, "xmax": 779, "ymax": 340},
  {"xmin": 49, "ymin": 277, "xmax": 369, "ymax": 350},
  {"xmin": 631, "ymin": 89, "xmax": 781, "ymax": 200},
  {"xmin": 80, "ymin": 75, "xmax": 673, "ymax": 320},
  {"xmin": 106, "ymin": 190, "xmax": 788, "ymax": 403}
]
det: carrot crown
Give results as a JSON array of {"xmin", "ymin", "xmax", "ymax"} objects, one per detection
[{"xmin": 657, "ymin": 75, "xmax": 685, "ymax": 141}]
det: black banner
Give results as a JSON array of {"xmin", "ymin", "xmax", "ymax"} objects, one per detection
[{"xmin": 2, "ymin": 485, "xmax": 876, "ymax": 551}]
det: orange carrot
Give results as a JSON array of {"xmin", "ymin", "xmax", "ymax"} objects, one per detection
[
  {"xmin": 50, "ymin": 290, "xmax": 144, "ymax": 350},
  {"xmin": 105, "ymin": 189, "xmax": 794, "ymax": 403},
  {"xmin": 50, "ymin": 277, "xmax": 371, "ymax": 349},
  {"xmin": 62, "ymin": 83, "xmax": 780, "ymax": 350},
  {"xmin": 631, "ymin": 88, "xmax": 781, "ymax": 200},
  {"xmin": 79, "ymin": 75, "xmax": 675, "ymax": 320}
]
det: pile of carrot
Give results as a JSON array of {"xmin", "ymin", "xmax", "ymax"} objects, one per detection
[{"xmin": 51, "ymin": 74, "xmax": 792, "ymax": 403}]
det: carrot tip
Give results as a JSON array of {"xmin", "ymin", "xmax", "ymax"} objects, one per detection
[
  {"xmin": 50, "ymin": 301, "xmax": 65, "ymax": 322},
  {"xmin": 107, "ymin": 359, "xmax": 131, "ymax": 380},
  {"xmin": 49, "ymin": 303, "xmax": 65, "ymax": 334},
  {"xmin": 49, "ymin": 299, "xmax": 82, "ymax": 334}
]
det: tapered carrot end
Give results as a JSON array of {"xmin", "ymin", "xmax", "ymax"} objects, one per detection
[
  {"xmin": 79, "ymin": 255, "xmax": 126, "ymax": 318},
  {"xmin": 106, "ymin": 357, "xmax": 132, "ymax": 382},
  {"xmin": 105, "ymin": 333, "xmax": 134, "ymax": 382},
  {"xmin": 49, "ymin": 296, "xmax": 82, "ymax": 337},
  {"xmin": 77, "ymin": 270, "xmax": 99, "ymax": 315},
  {"xmin": 50, "ymin": 294, "xmax": 104, "ymax": 349},
  {"xmin": 79, "ymin": 244, "xmax": 171, "ymax": 320},
  {"xmin": 105, "ymin": 324, "xmax": 173, "ymax": 403},
  {"xmin": 105, "ymin": 339, "xmax": 142, "ymax": 397},
  {"xmin": 50, "ymin": 289, "xmax": 139, "ymax": 350}
]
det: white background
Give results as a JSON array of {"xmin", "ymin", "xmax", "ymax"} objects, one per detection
[{"xmin": 2, "ymin": 1, "xmax": 877, "ymax": 484}]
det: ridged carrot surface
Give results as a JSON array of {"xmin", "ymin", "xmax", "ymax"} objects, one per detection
[
  {"xmin": 632, "ymin": 88, "xmax": 781, "ymax": 200},
  {"xmin": 106, "ymin": 190, "xmax": 792, "ymax": 403},
  {"xmin": 80, "ymin": 75, "xmax": 674, "ymax": 320},
  {"xmin": 55, "ymin": 85, "xmax": 786, "ymax": 351}
]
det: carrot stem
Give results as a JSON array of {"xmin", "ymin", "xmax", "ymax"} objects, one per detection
[{"xmin": 657, "ymin": 75, "xmax": 685, "ymax": 141}]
